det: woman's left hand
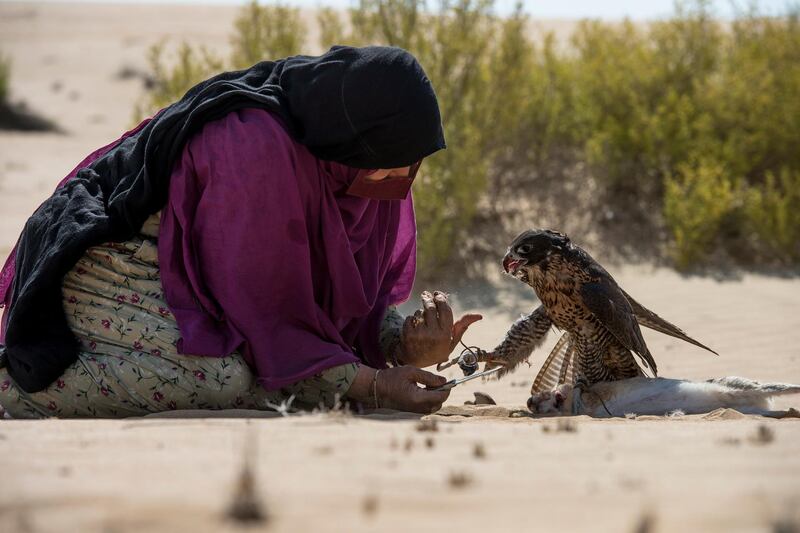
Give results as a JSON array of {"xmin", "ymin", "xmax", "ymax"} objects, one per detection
[{"xmin": 399, "ymin": 291, "xmax": 482, "ymax": 368}]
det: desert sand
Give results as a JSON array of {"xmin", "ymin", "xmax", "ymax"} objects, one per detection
[{"xmin": 1, "ymin": 3, "xmax": 799, "ymax": 532}]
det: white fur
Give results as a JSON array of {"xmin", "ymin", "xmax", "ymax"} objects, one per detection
[{"xmin": 528, "ymin": 377, "xmax": 800, "ymax": 418}]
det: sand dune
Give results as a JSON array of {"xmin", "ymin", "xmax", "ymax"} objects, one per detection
[{"xmin": 1, "ymin": 3, "xmax": 799, "ymax": 532}]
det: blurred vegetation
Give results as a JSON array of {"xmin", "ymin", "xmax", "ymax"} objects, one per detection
[
  {"xmin": 134, "ymin": 0, "xmax": 800, "ymax": 275},
  {"xmin": 664, "ymin": 159, "xmax": 736, "ymax": 270},
  {"xmin": 743, "ymin": 168, "xmax": 800, "ymax": 264},
  {"xmin": 132, "ymin": 43, "xmax": 224, "ymax": 121},
  {"xmin": 0, "ymin": 53, "xmax": 60, "ymax": 132},
  {"xmin": 0, "ymin": 54, "xmax": 10, "ymax": 103},
  {"xmin": 229, "ymin": 1, "xmax": 306, "ymax": 68}
]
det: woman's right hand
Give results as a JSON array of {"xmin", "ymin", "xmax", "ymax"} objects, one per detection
[
  {"xmin": 375, "ymin": 366, "xmax": 451, "ymax": 413},
  {"xmin": 348, "ymin": 364, "xmax": 450, "ymax": 413}
]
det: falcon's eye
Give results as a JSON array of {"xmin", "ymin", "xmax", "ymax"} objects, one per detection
[{"xmin": 516, "ymin": 244, "xmax": 533, "ymax": 255}]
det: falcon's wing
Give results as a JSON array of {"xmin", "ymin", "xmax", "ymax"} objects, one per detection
[
  {"xmin": 487, "ymin": 305, "xmax": 552, "ymax": 378},
  {"xmin": 580, "ymin": 280, "xmax": 658, "ymax": 375},
  {"xmin": 620, "ymin": 289, "xmax": 718, "ymax": 355}
]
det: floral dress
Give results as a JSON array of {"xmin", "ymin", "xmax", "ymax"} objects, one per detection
[{"xmin": 0, "ymin": 213, "xmax": 402, "ymax": 418}]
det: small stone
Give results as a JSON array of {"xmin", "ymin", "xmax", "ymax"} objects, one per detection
[
  {"xmin": 448, "ymin": 471, "xmax": 473, "ymax": 489},
  {"xmin": 473, "ymin": 443, "xmax": 486, "ymax": 459},
  {"xmin": 415, "ymin": 419, "xmax": 439, "ymax": 432}
]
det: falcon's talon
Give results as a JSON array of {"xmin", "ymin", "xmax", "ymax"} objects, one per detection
[{"xmin": 574, "ymin": 376, "xmax": 590, "ymax": 391}]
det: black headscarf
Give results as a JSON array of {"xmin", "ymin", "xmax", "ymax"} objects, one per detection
[{"xmin": 3, "ymin": 45, "xmax": 446, "ymax": 393}]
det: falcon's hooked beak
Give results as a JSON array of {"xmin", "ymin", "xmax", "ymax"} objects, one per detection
[{"xmin": 502, "ymin": 253, "xmax": 527, "ymax": 274}]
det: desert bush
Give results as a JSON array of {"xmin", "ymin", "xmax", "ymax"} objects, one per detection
[
  {"xmin": 317, "ymin": 7, "xmax": 346, "ymax": 48},
  {"xmin": 571, "ymin": 9, "xmax": 722, "ymax": 198},
  {"xmin": 743, "ymin": 169, "xmax": 800, "ymax": 264},
  {"xmin": 0, "ymin": 54, "xmax": 10, "ymax": 103},
  {"xmin": 134, "ymin": 0, "xmax": 800, "ymax": 274},
  {"xmin": 663, "ymin": 159, "xmax": 735, "ymax": 270},
  {"xmin": 699, "ymin": 13, "xmax": 800, "ymax": 183},
  {"xmin": 133, "ymin": 1, "xmax": 304, "ymax": 121},
  {"xmin": 536, "ymin": 3, "xmax": 800, "ymax": 268},
  {"xmin": 133, "ymin": 41, "xmax": 224, "ymax": 120},
  {"xmin": 229, "ymin": 1, "xmax": 306, "ymax": 69}
]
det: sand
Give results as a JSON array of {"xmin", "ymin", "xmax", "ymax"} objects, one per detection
[{"xmin": 1, "ymin": 3, "xmax": 799, "ymax": 532}]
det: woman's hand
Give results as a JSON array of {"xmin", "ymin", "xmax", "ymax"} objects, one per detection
[
  {"xmin": 400, "ymin": 291, "xmax": 482, "ymax": 368},
  {"xmin": 347, "ymin": 365, "xmax": 450, "ymax": 414},
  {"xmin": 376, "ymin": 365, "xmax": 450, "ymax": 413}
]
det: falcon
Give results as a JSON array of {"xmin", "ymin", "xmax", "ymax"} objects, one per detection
[{"xmin": 486, "ymin": 229, "xmax": 718, "ymax": 393}]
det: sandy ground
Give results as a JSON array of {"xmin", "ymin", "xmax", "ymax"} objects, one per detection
[{"xmin": 1, "ymin": 3, "xmax": 799, "ymax": 532}]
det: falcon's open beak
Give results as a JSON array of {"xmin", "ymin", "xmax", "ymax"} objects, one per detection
[{"xmin": 502, "ymin": 254, "xmax": 527, "ymax": 274}]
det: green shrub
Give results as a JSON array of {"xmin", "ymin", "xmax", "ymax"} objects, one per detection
[
  {"xmin": 569, "ymin": 8, "xmax": 723, "ymax": 199},
  {"xmin": 534, "ymin": 3, "xmax": 799, "ymax": 268},
  {"xmin": 743, "ymin": 169, "xmax": 800, "ymax": 264},
  {"xmin": 664, "ymin": 159, "xmax": 735, "ymax": 270},
  {"xmin": 229, "ymin": 1, "xmax": 306, "ymax": 69},
  {"xmin": 133, "ymin": 41, "xmax": 224, "ymax": 121},
  {"xmin": 134, "ymin": 1, "xmax": 304, "ymax": 121},
  {"xmin": 700, "ymin": 14, "xmax": 800, "ymax": 183},
  {"xmin": 0, "ymin": 54, "xmax": 10, "ymax": 103},
  {"xmin": 317, "ymin": 7, "xmax": 346, "ymax": 49}
]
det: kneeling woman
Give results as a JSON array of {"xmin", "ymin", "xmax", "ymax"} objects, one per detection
[{"xmin": 0, "ymin": 46, "xmax": 480, "ymax": 418}]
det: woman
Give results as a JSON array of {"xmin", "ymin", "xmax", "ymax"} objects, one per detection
[{"xmin": 0, "ymin": 45, "xmax": 481, "ymax": 418}]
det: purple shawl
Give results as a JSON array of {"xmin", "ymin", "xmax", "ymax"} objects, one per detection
[{"xmin": 1, "ymin": 108, "xmax": 416, "ymax": 388}]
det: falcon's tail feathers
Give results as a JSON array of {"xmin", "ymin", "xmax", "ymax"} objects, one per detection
[{"xmin": 622, "ymin": 290, "xmax": 719, "ymax": 356}]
